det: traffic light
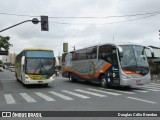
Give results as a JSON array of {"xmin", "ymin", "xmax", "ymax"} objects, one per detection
[
  {"xmin": 63, "ymin": 43, "xmax": 68, "ymax": 52},
  {"xmin": 41, "ymin": 16, "xmax": 49, "ymax": 31},
  {"xmin": 0, "ymin": 50, "xmax": 8, "ymax": 55}
]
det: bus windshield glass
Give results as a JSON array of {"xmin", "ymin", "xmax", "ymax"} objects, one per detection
[
  {"xmin": 26, "ymin": 58, "xmax": 54, "ymax": 75},
  {"xmin": 120, "ymin": 45, "xmax": 149, "ymax": 69}
]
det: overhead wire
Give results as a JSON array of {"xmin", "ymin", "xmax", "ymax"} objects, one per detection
[
  {"xmin": 0, "ymin": 11, "xmax": 160, "ymax": 18},
  {"xmin": 49, "ymin": 13, "xmax": 160, "ymax": 25},
  {"xmin": 0, "ymin": 11, "xmax": 159, "ymax": 25}
]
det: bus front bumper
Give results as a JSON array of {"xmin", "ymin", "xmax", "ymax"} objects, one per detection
[
  {"xmin": 24, "ymin": 79, "xmax": 55, "ymax": 85},
  {"xmin": 120, "ymin": 74, "xmax": 151, "ymax": 86}
]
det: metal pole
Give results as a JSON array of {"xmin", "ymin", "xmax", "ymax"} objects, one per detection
[{"xmin": 0, "ymin": 20, "xmax": 32, "ymax": 33}]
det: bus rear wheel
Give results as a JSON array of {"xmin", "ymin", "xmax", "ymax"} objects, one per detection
[{"xmin": 101, "ymin": 75, "xmax": 107, "ymax": 88}]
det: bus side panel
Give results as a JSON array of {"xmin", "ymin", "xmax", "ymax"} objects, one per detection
[{"xmin": 62, "ymin": 59, "xmax": 112, "ymax": 81}]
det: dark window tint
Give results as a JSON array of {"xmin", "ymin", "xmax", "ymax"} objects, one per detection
[
  {"xmin": 86, "ymin": 47, "xmax": 97, "ymax": 59},
  {"xmin": 99, "ymin": 45, "xmax": 112, "ymax": 63}
]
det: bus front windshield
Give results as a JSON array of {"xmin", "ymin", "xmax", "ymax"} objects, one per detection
[
  {"xmin": 26, "ymin": 58, "xmax": 55, "ymax": 75},
  {"xmin": 120, "ymin": 45, "xmax": 149, "ymax": 75}
]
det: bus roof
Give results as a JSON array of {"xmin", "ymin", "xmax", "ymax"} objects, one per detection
[{"xmin": 24, "ymin": 48, "xmax": 53, "ymax": 51}]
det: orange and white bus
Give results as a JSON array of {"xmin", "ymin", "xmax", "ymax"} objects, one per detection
[
  {"xmin": 15, "ymin": 48, "xmax": 56, "ymax": 86},
  {"xmin": 62, "ymin": 43, "xmax": 154, "ymax": 87}
]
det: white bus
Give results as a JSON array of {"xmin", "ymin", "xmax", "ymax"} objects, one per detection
[
  {"xmin": 15, "ymin": 48, "xmax": 56, "ymax": 86},
  {"xmin": 62, "ymin": 43, "xmax": 154, "ymax": 87}
]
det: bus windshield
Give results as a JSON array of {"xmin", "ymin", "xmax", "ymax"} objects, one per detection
[
  {"xmin": 120, "ymin": 45, "xmax": 149, "ymax": 71},
  {"xmin": 26, "ymin": 58, "xmax": 55, "ymax": 75}
]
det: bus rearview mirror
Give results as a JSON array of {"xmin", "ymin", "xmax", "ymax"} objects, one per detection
[{"xmin": 21, "ymin": 56, "xmax": 25, "ymax": 65}]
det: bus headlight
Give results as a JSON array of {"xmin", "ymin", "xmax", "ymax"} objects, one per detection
[
  {"xmin": 49, "ymin": 74, "xmax": 56, "ymax": 80},
  {"xmin": 122, "ymin": 74, "xmax": 130, "ymax": 79},
  {"xmin": 25, "ymin": 75, "xmax": 31, "ymax": 80}
]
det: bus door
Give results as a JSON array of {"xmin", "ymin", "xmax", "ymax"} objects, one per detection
[{"xmin": 110, "ymin": 48, "xmax": 120, "ymax": 86}]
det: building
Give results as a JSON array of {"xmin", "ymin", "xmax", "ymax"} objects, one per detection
[{"xmin": 2, "ymin": 52, "xmax": 16, "ymax": 65}]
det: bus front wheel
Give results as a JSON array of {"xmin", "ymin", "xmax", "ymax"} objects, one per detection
[
  {"xmin": 101, "ymin": 75, "xmax": 107, "ymax": 88},
  {"xmin": 69, "ymin": 73, "xmax": 75, "ymax": 82}
]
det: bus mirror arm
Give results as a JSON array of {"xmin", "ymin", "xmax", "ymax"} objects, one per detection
[
  {"xmin": 147, "ymin": 47, "xmax": 154, "ymax": 58},
  {"xmin": 116, "ymin": 46, "xmax": 123, "ymax": 58}
]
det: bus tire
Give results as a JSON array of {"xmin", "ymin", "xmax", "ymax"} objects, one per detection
[
  {"xmin": 100, "ymin": 75, "xmax": 107, "ymax": 88},
  {"xmin": 69, "ymin": 73, "xmax": 74, "ymax": 82}
]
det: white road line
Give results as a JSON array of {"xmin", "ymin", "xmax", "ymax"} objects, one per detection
[
  {"xmin": 88, "ymin": 88, "xmax": 121, "ymax": 96},
  {"xmin": 127, "ymin": 97, "xmax": 156, "ymax": 104},
  {"xmin": 135, "ymin": 86, "xmax": 160, "ymax": 90},
  {"xmin": 142, "ymin": 84, "xmax": 160, "ymax": 87},
  {"xmin": 100, "ymin": 88, "xmax": 136, "ymax": 94},
  {"xmin": 133, "ymin": 90, "xmax": 148, "ymax": 93},
  {"xmin": 150, "ymin": 83, "xmax": 160, "ymax": 85},
  {"xmin": 34, "ymin": 92, "xmax": 55, "ymax": 101},
  {"xmin": 132, "ymin": 86, "xmax": 160, "ymax": 91},
  {"xmin": 4, "ymin": 94, "xmax": 16, "ymax": 104},
  {"xmin": 133, "ymin": 87, "xmax": 160, "ymax": 91},
  {"xmin": 19, "ymin": 93, "xmax": 37, "ymax": 103},
  {"xmin": 62, "ymin": 90, "xmax": 90, "ymax": 99},
  {"xmin": 75, "ymin": 89, "xmax": 106, "ymax": 97},
  {"xmin": 48, "ymin": 91, "xmax": 73, "ymax": 100},
  {"xmin": 147, "ymin": 89, "xmax": 160, "ymax": 91}
]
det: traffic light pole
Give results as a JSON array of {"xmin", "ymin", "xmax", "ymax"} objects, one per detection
[
  {"xmin": 0, "ymin": 16, "xmax": 48, "ymax": 33},
  {"xmin": 0, "ymin": 19, "xmax": 39, "ymax": 33},
  {"xmin": 0, "ymin": 20, "xmax": 32, "ymax": 33}
]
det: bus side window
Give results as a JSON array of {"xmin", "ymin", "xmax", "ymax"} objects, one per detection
[
  {"xmin": 99, "ymin": 45, "xmax": 112, "ymax": 63},
  {"xmin": 87, "ymin": 46, "xmax": 97, "ymax": 59}
]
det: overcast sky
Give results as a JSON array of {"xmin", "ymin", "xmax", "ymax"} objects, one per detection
[{"xmin": 0, "ymin": 0, "xmax": 160, "ymax": 56}]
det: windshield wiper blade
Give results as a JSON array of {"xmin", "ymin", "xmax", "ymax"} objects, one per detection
[{"xmin": 40, "ymin": 59, "xmax": 50, "ymax": 75}]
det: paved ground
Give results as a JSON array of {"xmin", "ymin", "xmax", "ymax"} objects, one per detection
[{"xmin": 0, "ymin": 81, "xmax": 3, "ymax": 91}]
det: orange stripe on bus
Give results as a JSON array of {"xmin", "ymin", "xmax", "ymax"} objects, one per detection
[
  {"xmin": 123, "ymin": 70, "xmax": 142, "ymax": 76},
  {"xmin": 94, "ymin": 64, "xmax": 111, "ymax": 78}
]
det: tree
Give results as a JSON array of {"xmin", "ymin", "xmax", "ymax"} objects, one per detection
[{"xmin": 0, "ymin": 36, "xmax": 12, "ymax": 50}]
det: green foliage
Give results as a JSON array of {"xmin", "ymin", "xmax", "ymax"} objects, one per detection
[{"xmin": 0, "ymin": 36, "xmax": 12, "ymax": 50}]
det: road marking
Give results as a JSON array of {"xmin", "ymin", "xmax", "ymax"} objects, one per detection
[
  {"xmin": 75, "ymin": 89, "xmax": 106, "ymax": 97},
  {"xmin": 34, "ymin": 92, "xmax": 55, "ymax": 101},
  {"xmin": 48, "ymin": 91, "xmax": 73, "ymax": 100},
  {"xmin": 136, "ymin": 86, "xmax": 160, "ymax": 90},
  {"xmin": 4, "ymin": 94, "xmax": 16, "ymax": 104},
  {"xmin": 147, "ymin": 89, "xmax": 160, "ymax": 91},
  {"xmin": 127, "ymin": 97, "xmax": 156, "ymax": 104},
  {"xmin": 88, "ymin": 88, "xmax": 121, "ymax": 96},
  {"xmin": 100, "ymin": 88, "xmax": 136, "ymax": 94},
  {"xmin": 150, "ymin": 83, "xmax": 160, "ymax": 85},
  {"xmin": 62, "ymin": 90, "xmax": 90, "ymax": 99},
  {"xmin": 133, "ymin": 90, "xmax": 148, "ymax": 93},
  {"xmin": 132, "ymin": 85, "xmax": 160, "ymax": 92},
  {"xmin": 19, "ymin": 93, "xmax": 37, "ymax": 103},
  {"xmin": 143, "ymin": 84, "xmax": 160, "ymax": 87}
]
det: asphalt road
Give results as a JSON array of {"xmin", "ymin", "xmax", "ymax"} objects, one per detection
[{"xmin": 0, "ymin": 70, "xmax": 160, "ymax": 120}]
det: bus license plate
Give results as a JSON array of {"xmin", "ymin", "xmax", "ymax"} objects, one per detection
[
  {"xmin": 136, "ymin": 80, "xmax": 141, "ymax": 84},
  {"xmin": 38, "ymin": 81, "xmax": 43, "ymax": 83}
]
